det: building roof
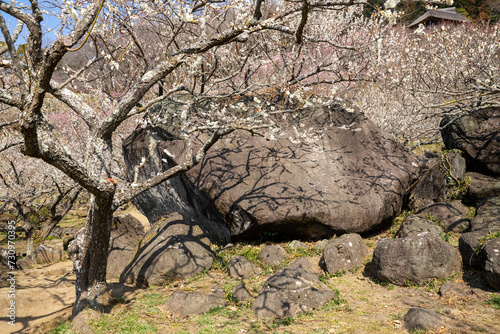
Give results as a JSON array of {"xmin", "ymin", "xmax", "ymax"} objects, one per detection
[{"xmin": 408, "ymin": 7, "xmax": 471, "ymax": 28}]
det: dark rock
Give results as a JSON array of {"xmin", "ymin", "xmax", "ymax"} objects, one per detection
[
  {"xmin": 439, "ymin": 281, "xmax": 472, "ymax": 299},
  {"xmin": 484, "ymin": 238, "xmax": 500, "ymax": 291},
  {"xmin": 288, "ymin": 240, "xmax": 309, "ymax": 249},
  {"xmin": 252, "ymin": 266, "xmax": 335, "ymax": 318},
  {"xmin": 121, "ymin": 123, "xmax": 229, "ymax": 241},
  {"xmin": 120, "ymin": 212, "xmax": 217, "ymax": 288},
  {"xmin": 322, "ymin": 233, "xmax": 368, "ymax": 274},
  {"xmin": 123, "ymin": 101, "xmax": 420, "ymax": 238},
  {"xmin": 447, "ymin": 152, "xmax": 467, "ymax": 181},
  {"xmin": 371, "ymin": 232, "xmax": 461, "ymax": 285},
  {"xmin": 416, "ymin": 201, "xmax": 470, "ymax": 233},
  {"xmin": 259, "ymin": 245, "xmax": 286, "ymax": 266},
  {"xmin": 460, "ymin": 197, "xmax": 500, "ymax": 269},
  {"xmin": 471, "ymin": 288, "xmax": 489, "ymax": 298},
  {"xmin": 31, "ymin": 245, "xmax": 65, "ymax": 265},
  {"xmin": 72, "ymin": 309, "xmax": 99, "ymax": 334},
  {"xmin": 440, "ymin": 108, "xmax": 500, "ymax": 177},
  {"xmin": 163, "ymin": 290, "xmax": 226, "ymax": 317},
  {"xmin": 424, "ymin": 151, "xmax": 440, "ymax": 159},
  {"xmin": 16, "ymin": 257, "xmax": 34, "ymax": 270},
  {"xmin": 287, "ymin": 256, "xmax": 323, "ymax": 275},
  {"xmin": 466, "ymin": 172, "xmax": 500, "ymax": 205},
  {"xmin": 227, "ymin": 256, "xmax": 261, "ymax": 279},
  {"xmin": 232, "ymin": 284, "xmax": 254, "ymax": 302},
  {"xmin": 314, "ymin": 239, "xmax": 329, "ymax": 250},
  {"xmin": 404, "ymin": 307, "xmax": 444, "ymax": 332},
  {"xmin": 396, "ymin": 215, "xmax": 443, "ymax": 239},
  {"xmin": 107, "ymin": 214, "xmax": 148, "ymax": 279},
  {"xmin": 48, "ymin": 226, "xmax": 64, "ymax": 238},
  {"xmin": 470, "ymin": 197, "xmax": 500, "ymax": 232},
  {"xmin": 459, "ymin": 231, "xmax": 487, "ymax": 268},
  {"xmin": 408, "ymin": 162, "xmax": 447, "ymax": 211}
]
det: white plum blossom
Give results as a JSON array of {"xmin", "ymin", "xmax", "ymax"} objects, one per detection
[
  {"xmin": 384, "ymin": 0, "xmax": 399, "ymax": 9},
  {"xmin": 415, "ymin": 24, "xmax": 425, "ymax": 35}
]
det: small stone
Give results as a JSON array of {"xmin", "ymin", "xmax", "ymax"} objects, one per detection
[
  {"xmin": 227, "ymin": 256, "xmax": 261, "ymax": 279},
  {"xmin": 259, "ymin": 245, "xmax": 286, "ymax": 266},
  {"xmin": 232, "ymin": 284, "xmax": 254, "ymax": 302},
  {"xmin": 404, "ymin": 307, "xmax": 444, "ymax": 332},
  {"xmin": 288, "ymin": 240, "xmax": 308, "ymax": 249}
]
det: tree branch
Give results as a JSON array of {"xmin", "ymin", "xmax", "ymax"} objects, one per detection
[
  {"xmin": 296, "ymin": 0, "xmax": 309, "ymax": 44},
  {"xmin": 49, "ymin": 82, "xmax": 99, "ymax": 130},
  {"xmin": 113, "ymin": 127, "xmax": 236, "ymax": 209}
]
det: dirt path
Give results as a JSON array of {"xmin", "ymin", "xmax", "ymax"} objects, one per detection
[{"xmin": 0, "ymin": 260, "xmax": 75, "ymax": 334}]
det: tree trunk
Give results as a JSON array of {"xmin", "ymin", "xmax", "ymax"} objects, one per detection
[
  {"xmin": 25, "ymin": 227, "xmax": 33, "ymax": 257},
  {"xmin": 70, "ymin": 192, "xmax": 116, "ymax": 316}
]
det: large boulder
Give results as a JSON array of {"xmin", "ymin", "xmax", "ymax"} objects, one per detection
[
  {"xmin": 469, "ymin": 197, "xmax": 500, "ymax": 232},
  {"xmin": 440, "ymin": 108, "xmax": 500, "ymax": 177},
  {"xmin": 484, "ymin": 238, "xmax": 500, "ymax": 291},
  {"xmin": 371, "ymin": 232, "xmax": 461, "ymax": 285},
  {"xmin": 466, "ymin": 172, "xmax": 500, "ymax": 205},
  {"xmin": 33, "ymin": 245, "xmax": 65, "ymax": 265},
  {"xmin": 123, "ymin": 100, "xmax": 420, "ymax": 238},
  {"xmin": 322, "ymin": 233, "xmax": 368, "ymax": 274},
  {"xmin": 459, "ymin": 197, "xmax": 500, "ymax": 269},
  {"xmin": 416, "ymin": 201, "xmax": 469, "ymax": 233},
  {"xmin": 252, "ymin": 266, "xmax": 335, "ymax": 318},
  {"xmin": 120, "ymin": 212, "xmax": 222, "ymax": 288},
  {"xmin": 458, "ymin": 231, "xmax": 486, "ymax": 268},
  {"xmin": 408, "ymin": 162, "xmax": 447, "ymax": 211},
  {"xmin": 408, "ymin": 151, "xmax": 466, "ymax": 211},
  {"xmin": 107, "ymin": 214, "xmax": 149, "ymax": 279},
  {"xmin": 396, "ymin": 215, "xmax": 443, "ymax": 239},
  {"xmin": 121, "ymin": 122, "xmax": 227, "ymax": 234}
]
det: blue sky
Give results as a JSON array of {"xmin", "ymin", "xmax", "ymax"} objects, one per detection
[{"xmin": 1, "ymin": 0, "xmax": 61, "ymax": 46}]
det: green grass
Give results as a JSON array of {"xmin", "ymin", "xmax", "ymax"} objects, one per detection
[
  {"xmin": 486, "ymin": 295, "xmax": 500, "ymax": 309},
  {"xmin": 47, "ymin": 320, "xmax": 74, "ymax": 334},
  {"xmin": 322, "ymin": 288, "xmax": 348, "ymax": 311},
  {"xmin": 212, "ymin": 243, "xmax": 264, "ymax": 272},
  {"xmin": 476, "ymin": 231, "xmax": 500, "ymax": 254},
  {"xmin": 90, "ymin": 311, "xmax": 158, "ymax": 334},
  {"xmin": 285, "ymin": 245, "xmax": 323, "ymax": 263},
  {"xmin": 380, "ymin": 281, "xmax": 395, "ymax": 290}
]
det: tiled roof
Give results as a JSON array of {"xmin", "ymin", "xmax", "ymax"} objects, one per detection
[{"xmin": 408, "ymin": 7, "xmax": 470, "ymax": 27}]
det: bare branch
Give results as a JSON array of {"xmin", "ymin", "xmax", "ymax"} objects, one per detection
[
  {"xmin": 113, "ymin": 127, "xmax": 236, "ymax": 209},
  {"xmin": 0, "ymin": 141, "xmax": 23, "ymax": 154},
  {"xmin": 296, "ymin": 0, "xmax": 309, "ymax": 44}
]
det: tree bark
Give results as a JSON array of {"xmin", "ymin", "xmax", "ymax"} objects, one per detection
[
  {"xmin": 25, "ymin": 227, "xmax": 33, "ymax": 257},
  {"xmin": 69, "ymin": 192, "xmax": 116, "ymax": 316}
]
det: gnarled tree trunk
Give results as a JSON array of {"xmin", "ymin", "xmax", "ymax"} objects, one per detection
[{"xmin": 69, "ymin": 192, "xmax": 116, "ymax": 316}]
